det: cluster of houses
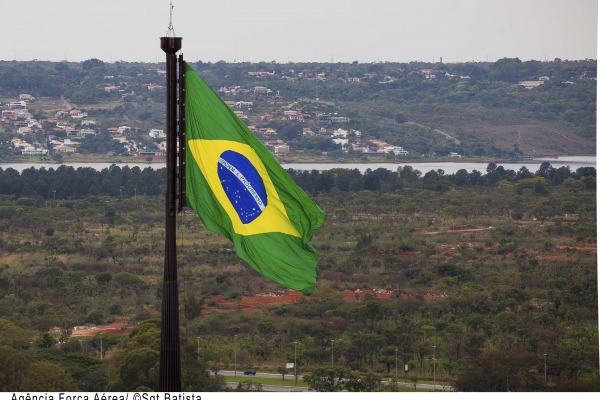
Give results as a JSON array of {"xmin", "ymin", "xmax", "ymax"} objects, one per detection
[
  {"xmin": 2, "ymin": 89, "xmax": 410, "ymax": 160},
  {"xmin": 244, "ymin": 124, "xmax": 408, "ymax": 158},
  {"xmin": 218, "ymin": 84, "xmax": 389, "ymax": 156},
  {"xmin": 1, "ymin": 96, "xmax": 41, "ymax": 132},
  {"xmin": 1, "ymin": 96, "xmax": 47, "ymax": 155},
  {"xmin": 0, "ymin": 94, "xmax": 167, "ymax": 158},
  {"xmin": 246, "ymin": 66, "xmax": 470, "ymax": 84},
  {"xmin": 330, "ymin": 131, "xmax": 410, "ymax": 157},
  {"xmin": 272, "ymin": 68, "xmax": 398, "ymax": 84},
  {"xmin": 1, "ymin": 63, "xmax": 419, "ymax": 160},
  {"xmin": 216, "ymin": 85, "xmax": 413, "ymax": 158}
]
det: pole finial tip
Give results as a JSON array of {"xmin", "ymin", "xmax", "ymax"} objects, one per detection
[{"xmin": 166, "ymin": 1, "xmax": 176, "ymax": 37}]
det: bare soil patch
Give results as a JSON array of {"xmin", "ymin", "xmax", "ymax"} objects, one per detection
[
  {"xmin": 417, "ymin": 226, "xmax": 494, "ymax": 235},
  {"xmin": 71, "ymin": 321, "xmax": 133, "ymax": 337}
]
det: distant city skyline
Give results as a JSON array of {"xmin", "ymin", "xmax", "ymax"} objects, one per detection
[{"xmin": 1, "ymin": 0, "xmax": 597, "ymax": 63}]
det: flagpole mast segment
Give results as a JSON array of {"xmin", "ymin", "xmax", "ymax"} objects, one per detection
[
  {"xmin": 159, "ymin": 35, "xmax": 182, "ymax": 392},
  {"xmin": 178, "ymin": 54, "xmax": 186, "ymax": 211}
]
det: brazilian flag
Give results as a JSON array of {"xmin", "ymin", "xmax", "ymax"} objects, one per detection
[{"xmin": 184, "ymin": 63, "xmax": 325, "ymax": 295}]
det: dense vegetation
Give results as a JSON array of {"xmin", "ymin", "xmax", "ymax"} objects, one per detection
[
  {"xmin": 0, "ymin": 162, "xmax": 596, "ymax": 391},
  {"xmin": 0, "ymin": 161, "xmax": 595, "ymax": 200}
]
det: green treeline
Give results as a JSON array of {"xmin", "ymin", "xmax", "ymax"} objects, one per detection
[
  {"xmin": 0, "ymin": 165, "xmax": 164, "ymax": 199},
  {"xmin": 0, "ymin": 162, "xmax": 595, "ymax": 199}
]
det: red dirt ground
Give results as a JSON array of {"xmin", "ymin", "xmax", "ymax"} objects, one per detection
[
  {"xmin": 557, "ymin": 245, "xmax": 597, "ymax": 254},
  {"xmin": 203, "ymin": 289, "xmax": 397, "ymax": 313},
  {"xmin": 202, "ymin": 288, "xmax": 451, "ymax": 314},
  {"xmin": 66, "ymin": 289, "xmax": 452, "ymax": 335},
  {"xmin": 369, "ymin": 250, "xmax": 419, "ymax": 257},
  {"xmin": 71, "ymin": 322, "xmax": 134, "ymax": 337},
  {"xmin": 204, "ymin": 291, "xmax": 305, "ymax": 313},
  {"xmin": 417, "ymin": 226, "xmax": 494, "ymax": 235},
  {"xmin": 536, "ymin": 254, "xmax": 571, "ymax": 261}
]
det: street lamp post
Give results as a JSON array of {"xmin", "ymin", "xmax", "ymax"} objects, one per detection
[
  {"xmin": 331, "ymin": 339, "xmax": 335, "ymax": 367},
  {"xmin": 432, "ymin": 345, "xmax": 437, "ymax": 390},
  {"xmin": 544, "ymin": 353, "xmax": 547, "ymax": 385},
  {"xmin": 395, "ymin": 348, "xmax": 398, "ymax": 386},
  {"xmin": 294, "ymin": 341, "xmax": 298, "ymax": 386},
  {"xmin": 197, "ymin": 336, "xmax": 200, "ymax": 361},
  {"xmin": 234, "ymin": 336, "xmax": 237, "ymax": 377}
]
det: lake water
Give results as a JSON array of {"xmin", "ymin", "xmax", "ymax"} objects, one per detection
[
  {"xmin": 282, "ymin": 156, "xmax": 597, "ymax": 174},
  {"xmin": 0, "ymin": 156, "xmax": 596, "ymax": 175}
]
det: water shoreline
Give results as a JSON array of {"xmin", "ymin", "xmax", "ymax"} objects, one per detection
[
  {"xmin": 1, "ymin": 155, "xmax": 595, "ymax": 176},
  {"xmin": 0, "ymin": 154, "xmax": 596, "ymax": 166}
]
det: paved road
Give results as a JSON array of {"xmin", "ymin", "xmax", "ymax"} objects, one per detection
[
  {"xmin": 220, "ymin": 371, "xmax": 306, "ymax": 392},
  {"xmin": 219, "ymin": 370, "xmax": 302, "ymax": 381},
  {"xmin": 225, "ymin": 382, "xmax": 308, "ymax": 392},
  {"xmin": 218, "ymin": 370, "xmax": 453, "ymax": 391}
]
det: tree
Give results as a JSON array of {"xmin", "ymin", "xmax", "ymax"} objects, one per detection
[
  {"xmin": 38, "ymin": 332, "xmax": 55, "ymax": 348},
  {"xmin": 304, "ymin": 366, "xmax": 356, "ymax": 392},
  {"xmin": 20, "ymin": 361, "xmax": 80, "ymax": 391},
  {"xmin": 536, "ymin": 162, "xmax": 555, "ymax": 179},
  {"xmin": 490, "ymin": 58, "xmax": 523, "ymax": 82},
  {"xmin": 0, "ymin": 345, "xmax": 30, "ymax": 391},
  {"xmin": 345, "ymin": 373, "xmax": 381, "ymax": 391},
  {"xmin": 115, "ymin": 348, "xmax": 160, "ymax": 391},
  {"xmin": 455, "ymin": 349, "xmax": 543, "ymax": 391},
  {"xmin": 277, "ymin": 365, "xmax": 288, "ymax": 381},
  {"xmin": 395, "ymin": 113, "xmax": 408, "ymax": 123},
  {"xmin": 82, "ymin": 58, "xmax": 105, "ymax": 70},
  {"xmin": 0, "ymin": 319, "xmax": 34, "ymax": 348},
  {"xmin": 106, "ymin": 319, "xmax": 223, "ymax": 391},
  {"xmin": 279, "ymin": 123, "xmax": 303, "ymax": 141}
]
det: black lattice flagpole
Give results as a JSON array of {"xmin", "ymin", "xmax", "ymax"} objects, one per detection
[{"xmin": 159, "ymin": 35, "xmax": 182, "ymax": 392}]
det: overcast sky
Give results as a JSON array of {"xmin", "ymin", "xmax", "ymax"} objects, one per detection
[{"xmin": 1, "ymin": 0, "xmax": 597, "ymax": 63}]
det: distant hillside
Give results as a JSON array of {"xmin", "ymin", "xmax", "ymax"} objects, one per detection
[{"xmin": 0, "ymin": 58, "xmax": 595, "ymax": 161}]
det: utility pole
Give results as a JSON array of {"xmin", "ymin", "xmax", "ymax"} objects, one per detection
[
  {"xmin": 294, "ymin": 341, "xmax": 298, "ymax": 386},
  {"xmin": 432, "ymin": 345, "xmax": 436, "ymax": 390},
  {"xmin": 331, "ymin": 339, "xmax": 335, "ymax": 367},
  {"xmin": 234, "ymin": 335, "xmax": 238, "ymax": 377},
  {"xmin": 395, "ymin": 348, "xmax": 398, "ymax": 386},
  {"xmin": 197, "ymin": 336, "xmax": 200, "ymax": 361},
  {"xmin": 544, "ymin": 353, "xmax": 547, "ymax": 386}
]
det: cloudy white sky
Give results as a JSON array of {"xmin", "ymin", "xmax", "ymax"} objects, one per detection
[{"xmin": 1, "ymin": 0, "xmax": 597, "ymax": 63}]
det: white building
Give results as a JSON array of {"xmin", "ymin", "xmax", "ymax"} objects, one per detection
[
  {"xmin": 54, "ymin": 144, "xmax": 76, "ymax": 153},
  {"xmin": 234, "ymin": 101, "xmax": 253, "ymax": 108},
  {"xmin": 332, "ymin": 128, "xmax": 349, "ymax": 138},
  {"xmin": 330, "ymin": 116, "xmax": 350, "ymax": 123},
  {"xmin": 149, "ymin": 129, "xmax": 166, "ymax": 139},
  {"xmin": 7, "ymin": 101, "xmax": 26, "ymax": 109},
  {"xmin": 117, "ymin": 126, "xmax": 131, "ymax": 134},
  {"xmin": 383, "ymin": 146, "xmax": 409, "ymax": 156},
  {"xmin": 274, "ymin": 144, "xmax": 290, "ymax": 154},
  {"xmin": 79, "ymin": 129, "xmax": 96, "ymax": 136},
  {"xmin": 22, "ymin": 146, "xmax": 48, "ymax": 156},
  {"xmin": 519, "ymin": 81, "xmax": 544, "ymax": 89}
]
